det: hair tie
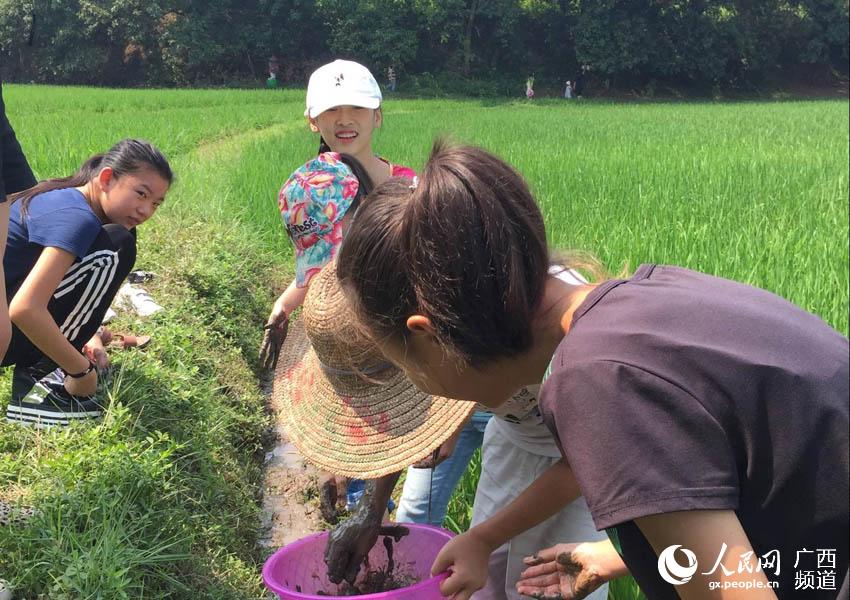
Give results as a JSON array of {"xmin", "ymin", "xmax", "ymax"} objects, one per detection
[{"xmin": 409, "ymin": 176, "xmax": 419, "ymax": 191}]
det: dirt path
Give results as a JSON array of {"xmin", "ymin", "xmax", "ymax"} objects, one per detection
[{"xmin": 258, "ymin": 370, "xmax": 325, "ymax": 549}]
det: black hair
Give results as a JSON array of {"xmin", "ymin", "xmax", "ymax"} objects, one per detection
[
  {"xmin": 337, "ymin": 153, "xmax": 374, "ymax": 215},
  {"xmin": 337, "ymin": 139, "xmax": 550, "ymax": 367},
  {"xmin": 12, "ymin": 138, "xmax": 173, "ymax": 217}
]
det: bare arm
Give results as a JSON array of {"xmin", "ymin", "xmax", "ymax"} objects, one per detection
[
  {"xmin": 431, "ymin": 459, "xmax": 581, "ymax": 600},
  {"xmin": 475, "ymin": 458, "xmax": 579, "ymax": 549},
  {"xmin": 9, "ymin": 246, "xmax": 96, "ymax": 394},
  {"xmin": 267, "ymin": 278, "xmax": 309, "ymax": 328},
  {"xmin": 637, "ymin": 510, "xmax": 778, "ymax": 600},
  {"xmin": 9, "ymin": 246, "xmax": 91, "ymax": 374},
  {"xmin": 368, "ymin": 471, "xmax": 402, "ymax": 517},
  {"xmin": 325, "ymin": 471, "xmax": 402, "ymax": 584}
]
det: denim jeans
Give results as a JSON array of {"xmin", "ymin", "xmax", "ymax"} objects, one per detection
[{"xmin": 395, "ymin": 411, "xmax": 492, "ymax": 526}]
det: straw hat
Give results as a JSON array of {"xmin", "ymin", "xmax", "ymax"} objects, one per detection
[{"xmin": 272, "ymin": 261, "xmax": 476, "ymax": 478}]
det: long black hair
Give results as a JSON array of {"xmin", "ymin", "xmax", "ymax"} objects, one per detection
[
  {"xmin": 336, "ymin": 153, "xmax": 373, "ymax": 216},
  {"xmin": 11, "ymin": 138, "xmax": 173, "ymax": 217}
]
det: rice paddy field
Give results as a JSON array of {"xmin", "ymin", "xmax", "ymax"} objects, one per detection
[{"xmin": 0, "ymin": 84, "xmax": 847, "ymax": 598}]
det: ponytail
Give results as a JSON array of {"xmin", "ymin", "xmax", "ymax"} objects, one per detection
[
  {"xmin": 338, "ymin": 139, "xmax": 551, "ymax": 368},
  {"xmin": 13, "ymin": 154, "xmax": 104, "ymax": 217},
  {"xmin": 10, "ymin": 138, "xmax": 173, "ymax": 217},
  {"xmin": 337, "ymin": 153, "xmax": 374, "ymax": 214}
]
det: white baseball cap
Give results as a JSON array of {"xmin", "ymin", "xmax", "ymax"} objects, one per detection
[{"xmin": 304, "ymin": 60, "xmax": 382, "ymax": 119}]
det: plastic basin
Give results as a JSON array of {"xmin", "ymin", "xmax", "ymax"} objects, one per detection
[{"xmin": 262, "ymin": 523, "xmax": 453, "ymax": 599}]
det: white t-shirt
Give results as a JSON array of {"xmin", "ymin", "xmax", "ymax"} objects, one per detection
[{"xmin": 481, "ymin": 266, "xmax": 587, "ymax": 457}]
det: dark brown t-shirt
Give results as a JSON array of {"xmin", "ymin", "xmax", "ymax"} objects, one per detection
[{"xmin": 540, "ymin": 264, "xmax": 849, "ymax": 599}]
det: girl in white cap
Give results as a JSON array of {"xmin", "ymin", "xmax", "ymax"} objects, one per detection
[
  {"xmin": 263, "ymin": 59, "xmax": 415, "ymax": 345},
  {"xmin": 307, "ymin": 59, "xmax": 414, "ymax": 187},
  {"xmin": 260, "ymin": 60, "xmax": 418, "ymax": 536}
]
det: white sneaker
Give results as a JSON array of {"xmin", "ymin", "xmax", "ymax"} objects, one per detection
[
  {"xmin": 0, "ymin": 578, "xmax": 13, "ymax": 600},
  {"xmin": 115, "ymin": 284, "xmax": 163, "ymax": 317}
]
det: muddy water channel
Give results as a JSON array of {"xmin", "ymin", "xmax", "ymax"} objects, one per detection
[{"xmin": 259, "ymin": 419, "xmax": 324, "ymax": 550}]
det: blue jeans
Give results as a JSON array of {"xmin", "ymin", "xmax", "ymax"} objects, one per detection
[
  {"xmin": 395, "ymin": 411, "xmax": 492, "ymax": 526},
  {"xmin": 345, "ymin": 479, "xmax": 397, "ymax": 513}
]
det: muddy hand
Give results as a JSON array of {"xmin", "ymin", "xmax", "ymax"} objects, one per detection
[
  {"xmin": 378, "ymin": 524, "xmax": 410, "ymax": 542},
  {"xmin": 258, "ymin": 317, "xmax": 287, "ymax": 371},
  {"xmin": 516, "ymin": 541, "xmax": 620, "ymax": 600},
  {"xmin": 83, "ymin": 330, "xmax": 110, "ymax": 371},
  {"xmin": 319, "ymin": 473, "xmax": 344, "ymax": 524},
  {"xmin": 324, "ymin": 482, "xmax": 383, "ymax": 584}
]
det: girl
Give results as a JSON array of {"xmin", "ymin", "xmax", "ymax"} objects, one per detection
[
  {"xmin": 336, "ymin": 141, "xmax": 849, "ymax": 600},
  {"xmin": 264, "ymin": 58, "xmax": 414, "ymax": 349},
  {"xmin": 4, "ymin": 138, "xmax": 172, "ymax": 428},
  {"xmin": 460, "ymin": 348, "xmax": 608, "ymax": 598},
  {"xmin": 262, "ymin": 58, "xmax": 416, "ymax": 516},
  {"xmin": 260, "ymin": 60, "xmax": 424, "ymax": 579}
]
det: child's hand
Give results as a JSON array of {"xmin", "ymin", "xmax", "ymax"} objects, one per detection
[
  {"xmin": 259, "ymin": 294, "xmax": 291, "ymax": 370},
  {"xmin": 516, "ymin": 540, "xmax": 625, "ymax": 599},
  {"xmin": 64, "ymin": 367, "xmax": 97, "ymax": 397},
  {"xmin": 83, "ymin": 331, "xmax": 109, "ymax": 371},
  {"xmin": 267, "ymin": 295, "xmax": 290, "ymax": 330},
  {"xmin": 430, "ymin": 528, "xmax": 495, "ymax": 600},
  {"xmin": 259, "ymin": 317, "xmax": 288, "ymax": 371},
  {"xmin": 324, "ymin": 483, "xmax": 384, "ymax": 584},
  {"xmin": 318, "ymin": 472, "xmax": 348, "ymax": 524}
]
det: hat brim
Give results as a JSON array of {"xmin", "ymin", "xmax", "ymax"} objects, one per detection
[
  {"xmin": 272, "ymin": 318, "xmax": 476, "ymax": 478},
  {"xmin": 305, "ymin": 95, "xmax": 382, "ymax": 119}
]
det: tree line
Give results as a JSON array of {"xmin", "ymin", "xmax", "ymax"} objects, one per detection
[{"xmin": 1, "ymin": 0, "xmax": 847, "ymax": 93}]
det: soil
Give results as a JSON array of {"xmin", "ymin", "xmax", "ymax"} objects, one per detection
[
  {"xmin": 259, "ymin": 372, "xmax": 325, "ymax": 550},
  {"xmin": 327, "ymin": 570, "xmax": 418, "ymax": 596},
  {"xmin": 317, "ymin": 536, "xmax": 420, "ymax": 596}
]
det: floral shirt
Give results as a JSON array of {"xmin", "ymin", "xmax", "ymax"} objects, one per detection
[{"xmin": 279, "ymin": 153, "xmax": 415, "ymax": 287}]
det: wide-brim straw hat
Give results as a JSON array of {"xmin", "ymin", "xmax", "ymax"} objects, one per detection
[{"xmin": 272, "ymin": 261, "xmax": 476, "ymax": 478}]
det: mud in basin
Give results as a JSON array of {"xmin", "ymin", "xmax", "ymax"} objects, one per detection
[{"xmin": 262, "ymin": 523, "xmax": 453, "ymax": 599}]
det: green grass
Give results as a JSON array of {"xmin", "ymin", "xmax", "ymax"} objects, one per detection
[{"xmin": 0, "ymin": 85, "xmax": 847, "ymax": 599}]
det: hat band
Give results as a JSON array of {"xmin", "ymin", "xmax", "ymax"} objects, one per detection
[{"xmin": 318, "ymin": 359, "xmax": 394, "ymax": 377}]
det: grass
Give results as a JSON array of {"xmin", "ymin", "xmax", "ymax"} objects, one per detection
[{"xmin": 0, "ymin": 85, "xmax": 846, "ymax": 598}]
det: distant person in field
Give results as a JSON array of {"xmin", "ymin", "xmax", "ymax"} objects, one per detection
[
  {"xmin": 3, "ymin": 139, "xmax": 173, "ymax": 429},
  {"xmin": 526, "ymin": 76, "xmax": 535, "ymax": 99},
  {"xmin": 387, "ymin": 65, "xmax": 397, "ymax": 92},
  {"xmin": 574, "ymin": 65, "xmax": 588, "ymax": 99},
  {"xmin": 564, "ymin": 80, "xmax": 573, "ymax": 99},
  {"xmin": 337, "ymin": 140, "xmax": 849, "ymax": 600},
  {"xmin": 1, "ymin": 81, "xmax": 37, "ymax": 364},
  {"xmin": 267, "ymin": 55, "xmax": 281, "ymax": 88}
]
